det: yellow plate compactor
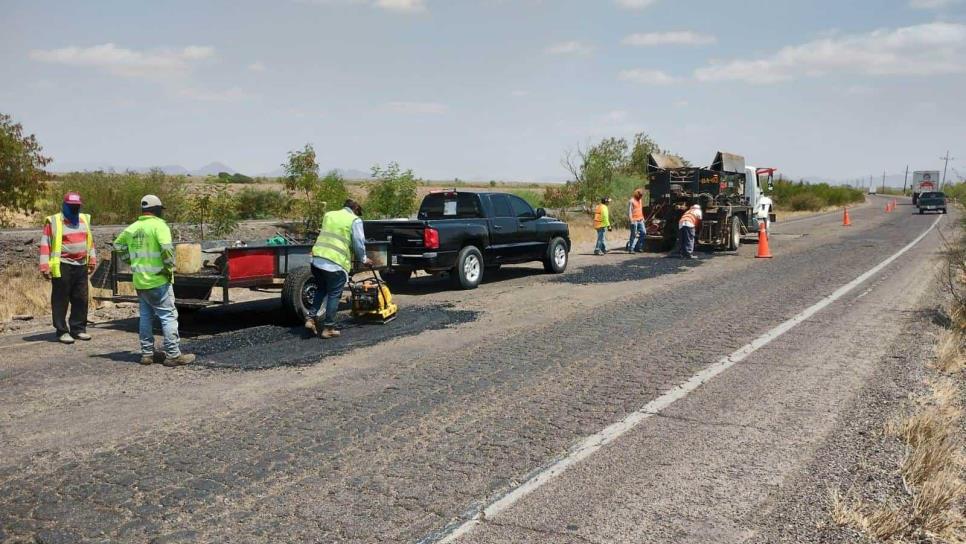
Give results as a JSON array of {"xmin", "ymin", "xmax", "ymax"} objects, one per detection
[{"xmin": 349, "ymin": 268, "xmax": 398, "ymax": 323}]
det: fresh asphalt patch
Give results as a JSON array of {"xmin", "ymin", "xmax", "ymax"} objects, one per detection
[
  {"xmin": 185, "ymin": 305, "xmax": 478, "ymax": 370},
  {"xmin": 554, "ymin": 253, "xmax": 703, "ymax": 285}
]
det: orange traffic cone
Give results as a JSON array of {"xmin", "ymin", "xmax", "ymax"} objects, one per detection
[
  {"xmin": 885, "ymin": 202, "xmax": 891, "ymax": 212},
  {"xmin": 756, "ymin": 222, "xmax": 773, "ymax": 259},
  {"xmin": 892, "ymin": 198, "xmax": 897, "ymax": 210},
  {"xmin": 843, "ymin": 207, "xmax": 852, "ymax": 226}
]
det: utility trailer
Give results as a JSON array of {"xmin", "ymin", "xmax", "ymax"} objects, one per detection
[
  {"xmin": 95, "ymin": 240, "xmax": 390, "ymax": 322},
  {"xmin": 643, "ymin": 151, "xmax": 776, "ymax": 252}
]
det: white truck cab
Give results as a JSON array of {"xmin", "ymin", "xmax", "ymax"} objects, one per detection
[{"xmin": 745, "ymin": 166, "xmax": 776, "ymax": 232}]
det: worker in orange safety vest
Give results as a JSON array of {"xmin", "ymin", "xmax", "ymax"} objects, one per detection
[
  {"xmin": 678, "ymin": 202, "xmax": 702, "ymax": 259},
  {"xmin": 626, "ymin": 188, "xmax": 646, "ymax": 253}
]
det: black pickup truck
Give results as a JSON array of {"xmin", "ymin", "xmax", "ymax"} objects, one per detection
[{"xmin": 364, "ymin": 191, "xmax": 571, "ymax": 289}]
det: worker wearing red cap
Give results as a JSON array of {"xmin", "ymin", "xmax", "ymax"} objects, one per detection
[{"xmin": 39, "ymin": 192, "xmax": 96, "ymax": 344}]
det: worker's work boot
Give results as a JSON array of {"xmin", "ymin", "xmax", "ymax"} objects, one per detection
[
  {"xmin": 163, "ymin": 353, "xmax": 196, "ymax": 367},
  {"xmin": 140, "ymin": 354, "xmax": 155, "ymax": 366},
  {"xmin": 304, "ymin": 318, "xmax": 318, "ymax": 336},
  {"xmin": 58, "ymin": 333, "xmax": 75, "ymax": 344},
  {"xmin": 73, "ymin": 332, "xmax": 92, "ymax": 341},
  {"xmin": 321, "ymin": 327, "xmax": 341, "ymax": 339}
]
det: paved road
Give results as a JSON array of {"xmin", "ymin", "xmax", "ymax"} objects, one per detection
[{"xmin": 0, "ymin": 197, "xmax": 954, "ymax": 543}]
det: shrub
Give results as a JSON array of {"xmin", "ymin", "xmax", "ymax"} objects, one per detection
[
  {"xmin": 785, "ymin": 193, "xmax": 825, "ymax": 211},
  {"xmin": 366, "ymin": 162, "xmax": 418, "ymax": 219},
  {"xmin": 186, "ymin": 184, "xmax": 238, "ymax": 239},
  {"xmin": 235, "ymin": 187, "xmax": 291, "ymax": 219},
  {"xmin": 47, "ymin": 169, "xmax": 188, "ymax": 224}
]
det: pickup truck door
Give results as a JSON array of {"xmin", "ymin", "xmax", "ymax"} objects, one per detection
[
  {"xmin": 487, "ymin": 194, "xmax": 519, "ymax": 261},
  {"xmin": 507, "ymin": 194, "xmax": 544, "ymax": 259}
]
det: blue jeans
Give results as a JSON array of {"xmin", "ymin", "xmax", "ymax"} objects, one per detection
[
  {"xmin": 137, "ymin": 284, "xmax": 181, "ymax": 357},
  {"xmin": 628, "ymin": 220, "xmax": 645, "ymax": 251},
  {"xmin": 679, "ymin": 225, "xmax": 696, "ymax": 257},
  {"xmin": 309, "ymin": 266, "xmax": 347, "ymax": 327},
  {"xmin": 595, "ymin": 228, "xmax": 607, "ymax": 253}
]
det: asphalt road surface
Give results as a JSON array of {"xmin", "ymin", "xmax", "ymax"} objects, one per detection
[{"xmin": 0, "ymin": 196, "xmax": 955, "ymax": 543}]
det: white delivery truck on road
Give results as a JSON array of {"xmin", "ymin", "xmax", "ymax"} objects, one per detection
[{"xmin": 912, "ymin": 171, "xmax": 940, "ymax": 205}]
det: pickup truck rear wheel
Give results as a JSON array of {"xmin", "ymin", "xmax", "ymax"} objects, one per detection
[
  {"xmin": 543, "ymin": 237, "xmax": 568, "ymax": 273},
  {"xmin": 281, "ymin": 265, "xmax": 316, "ymax": 323},
  {"xmin": 452, "ymin": 246, "xmax": 483, "ymax": 289}
]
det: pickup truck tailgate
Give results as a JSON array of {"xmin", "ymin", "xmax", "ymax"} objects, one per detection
[{"xmin": 364, "ymin": 220, "xmax": 427, "ymax": 253}]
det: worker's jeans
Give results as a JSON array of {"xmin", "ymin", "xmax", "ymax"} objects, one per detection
[
  {"xmin": 627, "ymin": 220, "xmax": 645, "ymax": 252},
  {"xmin": 137, "ymin": 284, "xmax": 181, "ymax": 358},
  {"xmin": 50, "ymin": 263, "xmax": 89, "ymax": 336},
  {"xmin": 595, "ymin": 228, "xmax": 607, "ymax": 254},
  {"xmin": 309, "ymin": 266, "xmax": 347, "ymax": 327},
  {"xmin": 679, "ymin": 225, "xmax": 696, "ymax": 257}
]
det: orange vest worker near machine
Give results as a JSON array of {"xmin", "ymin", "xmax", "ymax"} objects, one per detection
[
  {"xmin": 678, "ymin": 203, "xmax": 702, "ymax": 259},
  {"xmin": 626, "ymin": 189, "xmax": 646, "ymax": 253}
]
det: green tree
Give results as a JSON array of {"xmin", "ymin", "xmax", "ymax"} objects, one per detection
[
  {"xmin": 365, "ymin": 162, "xmax": 418, "ymax": 219},
  {"xmin": 281, "ymin": 144, "xmax": 349, "ymax": 231},
  {"xmin": 187, "ymin": 184, "xmax": 238, "ymax": 239},
  {"xmin": 0, "ymin": 113, "xmax": 51, "ymax": 226}
]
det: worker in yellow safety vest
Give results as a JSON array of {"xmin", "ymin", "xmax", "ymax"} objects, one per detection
[
  {"xmin": 678, "ymin": 202, "xmax": 703, "ymax": 259},
  {"xmin": 306, "ymin": 199, "xmax": 372, "ymax": 339},
  {"xmin": 593, "ymin": 197, "xmax": 612, "ymax": 256},
  {"xmin": 626, "ymin": 188, "xmax": 646, "ymax": 253},
  {"xmin": 114, "ymin": 195, "xmax": 195, "ymax": 367},
  {"xmin": 39, "ymin": 192, "xmax": 96, "ymax": 344}
]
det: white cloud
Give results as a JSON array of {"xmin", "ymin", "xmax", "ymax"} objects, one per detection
[
  {"xmin": 601, "ymin": 110, "xmax": 629, "ymax": 123},
  {"xmin": 909, "ymin": 0, "xmax": 960, "ymax": 8},
  {"xmin": 384, "ymin": 101, "xmax": 448, "ymax": 114},
  {"xmin": 248, "ymin": 61, "xmax": 266, "ymax": 72},
  {"xmin": 29, "ymin": 43, "xmax": 214, "ymax": 79},
  {"xmin": 615, "ymin": 0, "xmax": 656, "ymax": 9},
  {"xmin": 545, "ymin": 41, "xmax": 594, "ymax": 56},
  {"xmin": 618, "ymin": 68, "xmax": 677, "ymax": 85},
  {"xmin": 510, "ymin": 90, "xmax": 529, "ymax": 97},
  {"xmin": 297, "ymin": 0, "xmax": 425, "ymax": 11},
  {"xmin": 622, "ymin": 31, "xmax": 716, "ymax": 47},
  {"xmin": 374, "ymin": 0, "xmax": 426, "ymax": 11},
  {"xmin": 694, "ymin": 22, "xmax": 966, "ymax": 83}
]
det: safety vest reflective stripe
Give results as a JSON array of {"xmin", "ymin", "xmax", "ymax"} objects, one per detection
[
  {"xmin": 679, "ymin": 211, "xmax": 700, "ymax": 226},
  {"xmin": 312, "ymin": 209, "xmax": 356, "ymax": 272},
  {"xmin": 131, "ymin": 264, "xmax": 166, "ymax": 273},
  {"xmin": 47, "ymin": 213, "xmax": 93, "ymax": 278},
  {"xmin": 630, "ymin": 199, "xmax": 644, "ymax": 221},
  {"xmin": 115, "ymin": 215, "xmax": 174, "ymax": 290}
]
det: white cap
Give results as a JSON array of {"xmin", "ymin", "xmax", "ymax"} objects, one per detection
[{"xmin": 141, "ymin": 194, "xmax": 164, "ymax": 209}]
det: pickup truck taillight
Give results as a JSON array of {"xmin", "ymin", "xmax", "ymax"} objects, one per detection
[{"xmin": 424, "ymin": 227, "xmax": 440, "ymax": 250}]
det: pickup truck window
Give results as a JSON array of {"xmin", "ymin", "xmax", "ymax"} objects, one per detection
[
  {"xmin": 921, "ymin": 192, "xmax": 945, "ymax": 199},
  {"xmin": 419, "ymin": 193, "xmax": 482, "ymax": 219},
  {"xmin": 491, "ymin": 194, "xmax": 513, "ymax": 218},
  {"xmin": 508, "ymin": 195, "xmax": 535, "ymax": 218}
]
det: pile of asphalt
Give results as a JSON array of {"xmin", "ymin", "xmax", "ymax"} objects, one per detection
[{"xmin": 185, "ymin": 304, "xmax": 478, "ymax": 370}]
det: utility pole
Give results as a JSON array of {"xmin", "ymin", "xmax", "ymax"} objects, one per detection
[
  {"xmin": 902, "ymin": 165, "xmax": 909, "ymax": 194},
  {"xmin": 881, "ymin": 171, "xmax": 886, "ymax": 193},
  {"xmin": 940, "ymin": 150, "xmax": 954, "ymax": 189}
]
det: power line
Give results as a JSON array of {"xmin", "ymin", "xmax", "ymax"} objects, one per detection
[{"xmin": 940, "ymin": 150, "xmax": 955, "ymax": 189}]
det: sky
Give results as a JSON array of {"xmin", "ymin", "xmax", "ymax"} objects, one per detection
[{"xmin": 1, "ymin": 0, "xmax": 964, "ymax": 184}]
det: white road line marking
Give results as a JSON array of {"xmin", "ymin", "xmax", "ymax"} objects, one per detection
[{"xmin": 425, "ymin": 214, "xmax": 943, "ymax": 544}]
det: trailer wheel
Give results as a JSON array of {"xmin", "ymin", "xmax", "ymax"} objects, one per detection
[
  {"xmin": 727, "ymin": 217, "xmax": 741, "ymax": 251},
  {"xmin": 451, "ymin": 246, "xmax": 483, "ymax": 289},
  {"xmin": 543, "ymin": 237, "xmax": 568, "ymax": 273},
  {"xmin": 281, "ymin": 265, "xmax": 316, "ymax": 323}
]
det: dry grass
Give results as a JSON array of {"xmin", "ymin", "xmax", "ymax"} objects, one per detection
[
  {"xmin": 0, "ymin": 263, "xmax": 50, "ymax": 322},
  {"xmin": 0, "ymin": 263, "xmax": 123, "ymax": 323},
  {"xmin": 836, "ymin": 377, "xmax": 965, "ymax": 542},
  {"xmin": 933, "ymin": 329, "xmax": 966, "ymax": 374}
]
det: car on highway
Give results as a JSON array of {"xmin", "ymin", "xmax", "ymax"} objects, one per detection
[
  {"xmin": 916, "ymin": 191, "xmax": 947, "ymax": 214},
  {"xmin": 364, "ymin": 191, "xmax": 571, "ymax": 289}
]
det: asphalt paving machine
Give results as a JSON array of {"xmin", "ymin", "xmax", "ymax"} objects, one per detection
[{"xmin": 644, "ymin": 151, "xmax": 776, "ymax": 252}]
